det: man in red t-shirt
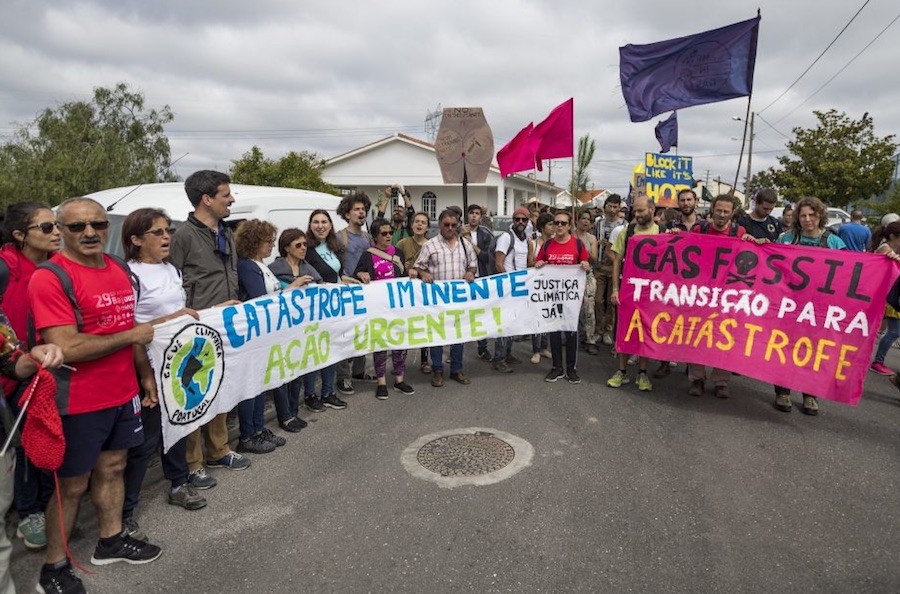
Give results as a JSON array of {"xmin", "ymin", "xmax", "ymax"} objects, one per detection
[{"xmin": 28, "ymin": 198, "xmax": 161, "ymax": 592}]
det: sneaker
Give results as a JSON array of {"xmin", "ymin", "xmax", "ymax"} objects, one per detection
[
  {"xmin": 393, "ymin": 381, "xmax": 415, "ymax": 395},
  {"xmin": 505, "ymin": 354, "xmax": 522, "ymax": 365},
  {"xmin": 491, "ymin": 361, "xmax": 513, "ymax": 373},
  {"xmin": 636, "ymin": 372, "xmax": 653, "ymax": 392},
  {"xmin": 17, "ymin": 512, "xmax": 46, "ymax": 550},
  {"xmin": 336, "ymin": 378, "xmax": 355, "ymax": 395},
  {"xmin": 585, "ymin": 344, "xmax": 598, "ymax": 356},
  {"xmin": 801, "ymin": 395, "xmax": 819, "ymax": 416},
  {"xmin": 304, "ymin": 395, "xmax": 326, "ymax": 413},
  {"xmin": 352, "ymin": 372, "xmax": 378, "ymax": 382},
  {"xmin": 188, "ymin": 467, "xmax": 218, "ymax": 489},
  {"xmin": 260, "ymin": 427, "xmax": 286, "ymax": 447},
  {"xmin": 208, "ymin": 451, "xmax": 251, "ymax": 471},
  {"xmin": 626, "ymin": 355, "xmax": 639, "ymax": 366},
  {"xmin": 91, "ymin": 532, "xmax": 162, "ymax": 566},
  {"xmin": 37, "ymin": 560, "xmax": 84, "ymax": 594},
  {"xmin": 237, "ymin": 434, "xmax": 276, "ymax": 454},
  {"xmin": 773, "ymin": 393, "xmax": 792, "ymax": 412},
  {"xmin": 279, "ymin": 416, "xmax": 306, "ymax": 432},
  {"xmin": 420, "ymin": 362, "xmax": 432, "ymax": 374},
  {"xmin": 566, "ymin": 370, "xmax": 581, "ymax": 384},
  {"xmin": 602, "ymin": 332, "xmax": 614, "ymax": 345},
  {"xmin": 607, "ymin": 370, "xmax": 630, "ymax": 388},
  {"xmin": 375, "ymin": 385, "xmax": 389, "ymax": 400},
  {"xmin": 478, "ymin": 349, "xmax": 492, "ymax": 361},
  {"xmin": 870, "ymin": 362, "xmax": 894, "ymax": 376},
  {"xmin": 688, "ymin": 379, "xmax": 704, "ymax": 397},
  {"xmin": 539, "ymin": 349, "xmax": 552, "ymax": 359},
  {"xmin": 168, "ymin": 483, "xmax": 207, "ymax": 510},
  {"xmin": 544, "ymin": 368, "xmax": 565, "ymax": 382},
  {"xmin": 530, "ymin": 353, "xmax": 541, "ymax": 364},
  {"xmin": 122, "ymin": 517, "xmax": 147, "ymax": 542},
  {"xmin": 322, "ymin": 393, "xmax": 348, "ymax": 410}
]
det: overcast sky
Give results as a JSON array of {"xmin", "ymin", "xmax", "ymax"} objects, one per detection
[{"xmin": 1, "ymin": 0, "xmax": 898, "ymax": 196}]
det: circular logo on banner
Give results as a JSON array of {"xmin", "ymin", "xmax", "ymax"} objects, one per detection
[{"xmin": 160, "ymin": 323, "xmax": 225, "ymax": 426}]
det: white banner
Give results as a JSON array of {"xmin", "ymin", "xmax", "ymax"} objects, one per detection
[{"xmin": 149, "ymin": 267, "xmax": 586, "ymax": 450}]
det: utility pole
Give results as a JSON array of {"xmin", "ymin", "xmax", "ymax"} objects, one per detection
[{"xmin": 745, "ymin": 111, "xmax": 755, "ymax": 193}]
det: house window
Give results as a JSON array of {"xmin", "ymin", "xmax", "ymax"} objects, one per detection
[{"xmin": 422, "ymin": 191, "xmax": 437, "ymax": 220}]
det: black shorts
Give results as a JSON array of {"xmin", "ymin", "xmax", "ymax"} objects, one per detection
[{"xmin": 58, "ymin": 396, "xmax": 144, "ymax": 478}]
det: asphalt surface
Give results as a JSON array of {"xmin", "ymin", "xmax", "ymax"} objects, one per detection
[{"xmin": 9, "ymin": 339, "xmax": 900, "ymax": 593}]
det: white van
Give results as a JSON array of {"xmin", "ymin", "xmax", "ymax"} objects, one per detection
[{"xmin": 84, "ymin": 182, "xmax": 346, "ymax": 260}]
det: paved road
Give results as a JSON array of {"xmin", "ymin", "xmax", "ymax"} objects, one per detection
[{"xmin": 10, "ymin": 340, "xmax": 900, "ymax": 593}]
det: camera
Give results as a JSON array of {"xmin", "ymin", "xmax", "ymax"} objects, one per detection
[{"xmin": 391, "ymin": 187, "xmax": 399, "ymax": 198}]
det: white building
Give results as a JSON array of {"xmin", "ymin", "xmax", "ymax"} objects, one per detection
[{"xmin": 322, "ymin": 133, "xmax": 562, "ymax": 219}]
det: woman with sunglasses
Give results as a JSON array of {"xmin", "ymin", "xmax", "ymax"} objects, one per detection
[
  {"xmin": 268, "ymin": 228, "xmax": 320, "ymax": 432},
  {"xmin": 354, "ymin": 218, "xmax": 415, "ymax": 400},
  {"xmin": 529, "ymin": 213, "xmax": 555, "ymax": 364},
  {"xmin": 120, "ymin": 208, "xmax": 206, "ymax": 539},
  {"xmin": 396, "ymin": 212, "xmax": 431, "ymax": 373},
  {"xmin": 0, "ymin": 201, "xmax": 60, "ymax": 551},
  {"xmin": 534, "ymin": 210, "xmax": 591, "ymax": 384},
  {"xmin": 302, "ymin": 209, "xmax": 349, "ymax": 412}
]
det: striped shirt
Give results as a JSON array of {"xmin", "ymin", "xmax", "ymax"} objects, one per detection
[{"xmin": 414, "ymin": 234, "xmax": 477, "ymax": 280}]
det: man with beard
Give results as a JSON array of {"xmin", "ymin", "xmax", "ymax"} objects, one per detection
[
  {"xmin": 737, "ymin": 188, "xmax": 783, "ymax": 244},
  {"xmin": 667, "ymin": 189, "xmax": 701, "ymax": 232},
  {"xmin": 608, "ymin": 195, "xmax": 658, "ymax": 392},
  {"xmin": 593, "ymin": 194, "xmax": 624, "ymax": 345},
  {"xmin": 490, "ymin": 207, "xmax": 534, "ymax": 373}
]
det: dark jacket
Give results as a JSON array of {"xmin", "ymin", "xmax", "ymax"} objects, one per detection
[
  {"xmin": 169, "ymin": 213, "xmax": 238, "ymax": 308},
  {"xmin": 467, "ymin": 224, "xmax": 496, "ymax": 277},
  {"xmin": 268, "ymin": 257, "xmax": 323, "ymax": 285},
  {"xmin": 237, "ymin": 259, "xmax": 269, "ymax": 300},
  {"xmin": 305, "ymin": 245, "xmax": 343, "ymax": 283}
]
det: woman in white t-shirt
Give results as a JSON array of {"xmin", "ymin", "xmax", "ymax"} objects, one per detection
[{"xmin": 122, "ymin": 208, "xmax": 206, "ymax": 530}]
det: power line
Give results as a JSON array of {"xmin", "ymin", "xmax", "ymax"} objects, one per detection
[
  {"xmin": 757, "ymin": 0, "xmax": 871, "ymax": 114},
  {"xmin": 755, "ymin": 113, "xmax": 791, "ymax": 140},
  {"xmin": 773, "ymin": 11, "xmax": 900, "ymax": 124}
]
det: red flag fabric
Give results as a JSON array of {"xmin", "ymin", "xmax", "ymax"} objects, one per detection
[
  {"xmin": 496, "ymin": 122, "xmax": 536, "ymax": 178},
  {"xmin": 532, "ymin": 98, "xmax": 574, "ymax": 162}
]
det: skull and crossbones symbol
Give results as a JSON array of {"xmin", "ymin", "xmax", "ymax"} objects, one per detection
[{"xmin": 726, "ymin": 251, "xmax": 758, "ymax": 287}]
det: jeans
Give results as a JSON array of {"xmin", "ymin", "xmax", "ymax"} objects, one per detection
[
  {"xmin": 477, "ymin": 338, "xmax": 489, "ymax": 354},
  {"xmin": 550, "ymin": 331, "xmax": 578, "ymax": 373},
  {"xmin": 492, "ymin": 336, "xmax": 512, "ymax": 364},
  {"xmin": 874, "ymin": 318, "xmax": 900, "ymax": 364},
  {"xmin": 237, "ymin": 391, "xmax": 268, "ymax": 441},
  {"xmin": 304, "ymin": 364, "xmax": 337, "ymax": 398},
  {"xmin": 337, "ymin": 356, "xmax": 366, "ymax": 381},
  {"xmin": 532, "ymin": 334, "xmax": 549, "ymax": 353},
  {"xmin": 430, "ymin": 344, "xmax": 463, "ymax": 374},
  {"xmin": 274, "ymin": 377, "xmax": 303, "ymax": 421}
]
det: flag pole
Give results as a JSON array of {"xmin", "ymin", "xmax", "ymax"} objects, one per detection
[
  {"xmin": 532, "ymin": 155, "xmax": 539, "ymax": 209},
  {"xmin": 731, "ymin": 96, "xmax": 752, "ymax": 197}
]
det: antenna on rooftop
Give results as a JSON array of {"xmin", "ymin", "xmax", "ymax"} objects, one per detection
[{"xmin": 424, "ymin": 104, "xmax": 442, "ymax": 141}]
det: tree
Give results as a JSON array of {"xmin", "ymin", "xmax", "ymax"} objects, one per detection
[
  {"xmin": 768, "ymin": 109, "xmax": 896, "ymax": 208},
  {"xmin": 569, "ymin": 134, "xmax": 596, "ymax": 199},
  {"xmin": 230, "ymin": 146, "xmax": 337, "ymax": 194},
  {"xmin": 746, "ymin": 169, "xmax": 779, "ymax": 197},
  {"xmin": 0, "ymin": 82, "xmax": 176, "ymax": 206}
]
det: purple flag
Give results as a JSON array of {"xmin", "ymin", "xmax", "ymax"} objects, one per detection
[
  {"xmin": 619, "ymin": 16, "xmax": 760, "ymax": 122},
  {"xmin": 654, "ymin": 112, "xmax": 678, "ymax": 153}
]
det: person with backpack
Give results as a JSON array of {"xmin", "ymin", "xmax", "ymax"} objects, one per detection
[
  {"xmin": 491, "ymin": 207, "xmax": 534, "ymax": 373},
  {"xmin": 870, "ymin": 221, "xmax": 900, "ymax": 381},
  {"xmin": 461, "ymin": 204, "xmax": 497, "ymax": 361},
  {"xmin": 775, "ymin": 196, "xmax": 847, "ymax": 415},
  {"xmin": 737, "ymin": 188, "xmax": 783, "ymax": 244},
  {"xmin": 535, "ymin": 210, "xmax": 591, "ymax": 384},
  {"xmin": 0, "ymin": 201, "xmax": 60, "ymax": 552}
]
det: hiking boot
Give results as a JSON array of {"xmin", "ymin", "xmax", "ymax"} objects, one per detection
[
  {"xmin": 607, "ymin": 370, "xmax": 629, "ymax": 388},
  {"xmin": 714, "ymin": 385, "xmax": 730, "ymax": 399},
  {"xmin": 491, "ymin": 361, "xmax": 513, "ymax": 373},
  {"xmin": 431, "ymin": 372, "xmax": 444, "ymax": 387},
  {"xmin": 450, "ymin": 371, "xmax": 471, "ymax": 385},
  {"xmin": 801, "ymin": 395, "xmax": 819, "ymax": 416},
  {"xmin": 37, "ymin": 560, "xmax": 84, "ymax": 594},
  {"xmin": 336, "ymin": 378, "xmax": 355, "ymax": 395},
  {"xmin": 188, "ymin": 467, "xmax": 218, "ymax": 489},
  {"xmin": 505, "ymin": 354, "xmax": 522, "ymax": 364},
  {"xmin": 566, "ymin": 370, "xmax": 581, "ymax": 384},
  {"xmin": 530, "ymin": 352, "xmax": 541, "ymax": 364},
  {"xmin": 375, "ymin": 385, "xmax": 389, "ymax": 400},
  {"xmin": 17, "ymin": 512, "xmax": 46, "ymax": 550},
  {"xmin": 304, "ymin": 395, "xmax": 326, "ymax": 413},
  {"xmin": 652, "ymin": 363, "xmax": 671, "ymax": 378},
  {"xmin": 636, "ymin": 372, "xmax": 653, "ymax": 392},
  {"xmin": 688, "ymin": 379, "xmax": 705, "ymax": 397},
  {"xmin": 773, "ymin": 393, "xmax": 792, "ymax": 412},
  {"xmin": 420, "ymin": 361, "xmax": 432, "ymax": 374},
  {"xmin": 478, "ymin": 348, "xmax": 492, "ymax": 361},
  {"xmin": 237, "ymin": 434, "xmax": 276, "ymax": 454},
  {"xmin": 393, "ymin": 381, "xmax": 415, "ymax": 395},
  {"xmin": 585, "ymin": 344, "xmax": 598, "ymax": 356},
  {"xmin": 870, "ymin": 362, "xmax": 893, "ymax": 376},
  {"xmin": 168, "ymin": 483, "xmax": 207, "ymax": 510},
  {"xmin": 122, "ymin": 517, "xmax": 147, "ymax": 542},
  {"xmin": 545, "ymin": 368, "xmax": 565, "ymax": 383},
  {"xmin": 279, "ymin": 416, "xmax": 306, "ymax": 432},
  {"xmin": 208, "ymin": 451, "xmax": 251, "ymax": 471},
  {"xmin": 322, "ymin": 393, "xmax": 348, "ymax": 410},
  {"xmin": 260, "ymin": 427, "xmax": 286, "ymax": 447},
  {"xmin": 91, "ymin": 532, "xmax": 162, "ymax": 566}
]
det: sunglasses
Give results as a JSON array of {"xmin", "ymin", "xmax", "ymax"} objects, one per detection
[
  {"xmin": 513, "ymin": 217, "xmax": 528, "ymax": 222},
  {"xmin": 27, "ymin": 222, "xmax": 57, "ymax": 234},
  {"xmin": 57, "ymin": 220, "xmax": 110, "ymax": 233},
  {"xmin": 379, "ymin": 230, "xmax": 393, "ymax": 237},
  {"xmin": 442, "ymin": 222, "xmax": 459, "ymax": 229},
  {"xmin": 291, "ymin": 242, "xmax": 307, "ymax": 249},
  {"xmin": 142, "ymin": 227, "xmax": 176, "ymax": 237},
  {"xmin": 553, "ymin": 220, "xmax": 569, "ymax": 226}
]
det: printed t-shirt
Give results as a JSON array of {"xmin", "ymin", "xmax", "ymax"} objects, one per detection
[
  {"xmin": 28, "ymin": 254, "xmax": 138, "ymax": 415},
  {"xmin": 371, "ymin": 245, "xmax": 397, "ymax": 281},
  {"xmin": 538, "ymin": 236, "xmax": 590, "ymax": 265}
]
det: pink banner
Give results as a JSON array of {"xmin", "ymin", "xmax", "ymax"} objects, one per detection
[{"xmin": 616, "ymin": 233, "xmax": 900, "ymax": 405}]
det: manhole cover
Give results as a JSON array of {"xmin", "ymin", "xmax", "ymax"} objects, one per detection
[
  {"xmin": 401, "ymin": 427, "xmax": 534, "ymax": 488},
  {"xmin": 416, "ymin": 432, "xmax": 515, "ymax": 477}
]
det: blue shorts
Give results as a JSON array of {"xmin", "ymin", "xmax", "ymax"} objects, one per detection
[{"xmin": 58, "ymin": 396, "xmax": 144, "ymax": 478}]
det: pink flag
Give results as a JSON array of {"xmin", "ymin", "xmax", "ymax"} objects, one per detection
[
  {"xmin": 532, "ymin": 98, "xmax": 574, "ymax": 162},
  {"xmin": 496, "ymin": 122, "xmax": 536, "ymax": 178}
]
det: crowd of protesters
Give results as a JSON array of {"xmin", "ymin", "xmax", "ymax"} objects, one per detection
[{"xmin": 1, "ymin": 173, "xmax": 898, "ymax": 593}]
